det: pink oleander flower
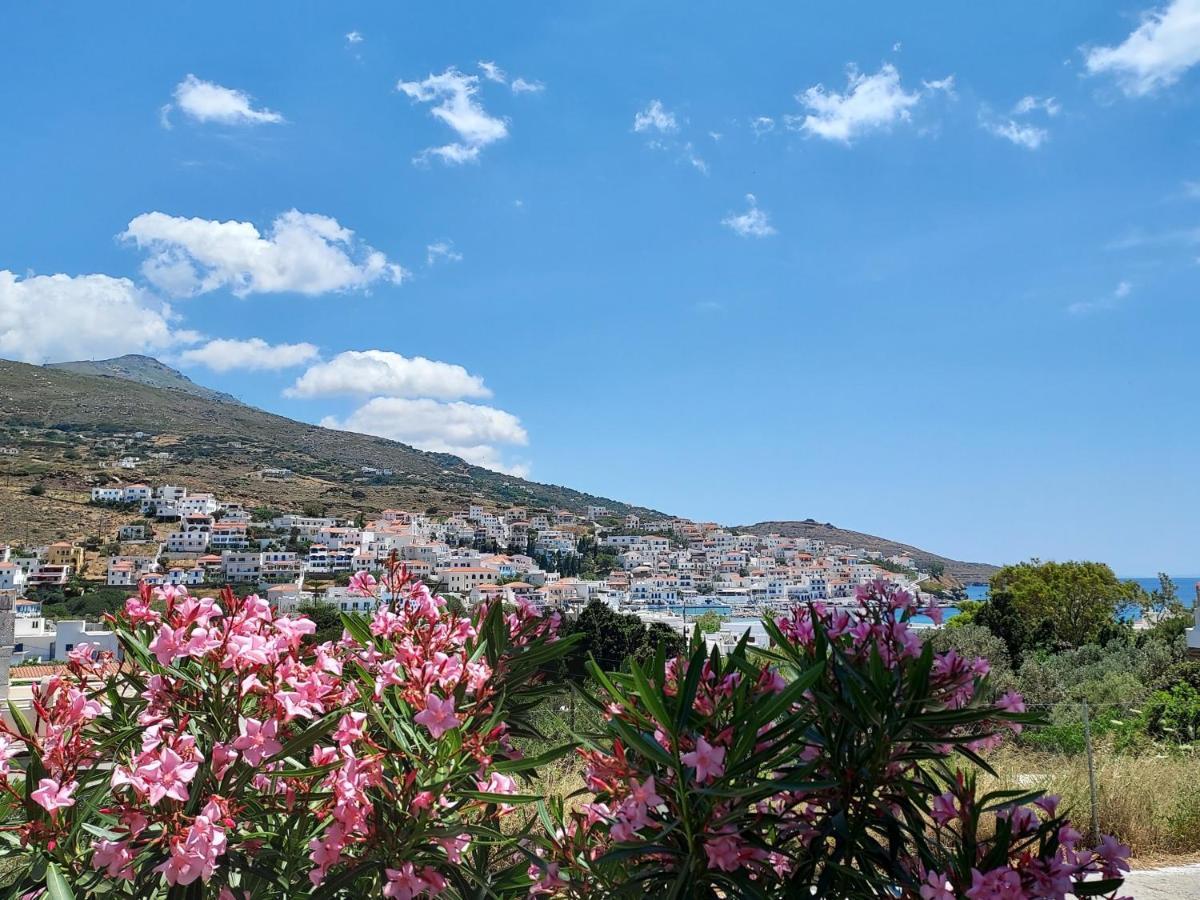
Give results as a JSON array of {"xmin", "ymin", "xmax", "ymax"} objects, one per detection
[
  {"xmin": 0, "ymin": 735, "xmax": 21, "ymax": 778},
  {"xmin": 383, "ymin": 862, "xmax": 445, "ymax": 899},
  {"xmin": 1095, "ymin": 834, "xmax": 1132, "ymax": 877},
  {"xmin": 91, "ymin": 838, "xmax": 135, "ymax": 880},
  {"xmin": 349, "ymin": 570, "xmax": 378, "ymax": 597},
  {"xmin": 476, "ymin": 771, "xmax": 518, "ymax": 814},
  {"xmin": 629, "ymin": 776, "xmax": 663, "ymax": 809},
  {"xmin": 31, "ymin": 777, "xmax": 76, "ymax": 813},
  {"xmin": 156, "ymin": 802, "xmax": 228, "ymax": 886},
  {"xmin": 965, "ymin": 866, "xmax": 1023, "ymax": 899},
  {"xmin": 919, "ymin": 870, "xmax": 955, "ymax": 900},
  {"xmin": 529, "ymin": 860, "xmax": 567, "ymax": 895},
  {"xmin": 333, "ymin": 711, "xmax": 368, "ymax": 746},
  {"xmin": 232, "ymin": 716, "xmax": 282, "ymax": 766},
  {"xmin": 931, "ymin": 791, "xmax": 958, "ymax": 826},
  {"xmin": 681, "ymin": 735, "xmax": 726, "ymax": 784},
  {"xmin": 414, "ymin": 693, "xmax": 460, "ymax": 740},
  {"xmin": 148, "ymin": 623, "xmax": 185, "ymax": 666},
  {"xmin": 703, "ymin": 834, "xmax": 743, "ymax": 872}
]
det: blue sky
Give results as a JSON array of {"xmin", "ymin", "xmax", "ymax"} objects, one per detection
[{"xmin": 1, "ymin": 2, "xmax": 1199, "ymax": 574}]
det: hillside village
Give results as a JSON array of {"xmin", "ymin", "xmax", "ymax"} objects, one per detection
[{"xmin": 0, "ymin": 472, "xmax": 940, "ymax": 670}]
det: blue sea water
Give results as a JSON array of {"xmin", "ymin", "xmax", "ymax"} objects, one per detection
[
  {"xmin": 666, "ymin": 604, "xmax": 734, "ymax": 617},
  {"xmin": 964, "ymin": 577, "xmax": 1198, "ymax": 608}
]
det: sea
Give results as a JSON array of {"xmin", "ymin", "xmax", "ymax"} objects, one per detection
[{"xmin": 965, "ymin": 576, "xmax": 1200, "ymax": 607}]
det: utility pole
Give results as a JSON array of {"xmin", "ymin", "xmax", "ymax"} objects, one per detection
[{"xmin": 1082, "ymin": 699, "xmax": 1101, "ymax": 844}]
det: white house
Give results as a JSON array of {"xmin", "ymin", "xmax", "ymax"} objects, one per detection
[
  {"xmin": 107, "ymin": 556, "xmax": 159, "ymax": 586},
  {"xmin": 118, "ymin": 524, "xmax": 147, "ymax": 542},
  {"xmin": 209, "ymin": 522, "xmax": 249, "ymax": 550},
  {"xmin": 13, "ymin": 618, "xmax": 119, "ymax": 663},
  {"xmin": 222, "ymin": 552, "xmax": 263, "ymax": 583},
  {"xmin": 0, "ymin": 562, "xmax": 27, "ymax": 594},
  {"xmin": 165, "ymin": 529, "xmax": 210, "ymax": 554}
]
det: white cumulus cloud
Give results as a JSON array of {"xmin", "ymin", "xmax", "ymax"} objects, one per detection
[
  {"xmin": 722, "ymin": 194, "xmax": 776, "ymax": 238},
  {"xmin": 345, "ymin": 31, "xmax": 363, "ymax": 45},
  {"xmin": 790, "ymin": 63, "xmax": 922, "ymax": 143},
  {"xmin": 179, "ymin": 338, "xmax": 319, "ymax": 372},
  {"xmin": 286, "ymin": 349, "xmax": 490, "ymax": 400},
  {"xmin": 398, "ymin": 68, "xmax": 509, "ymax": 164},
  {"xmin": 121, "ymin": 209, "xmax": 407, "ymax": 297},
  {"xmin": 633, "ymin": 100, "xmax": 678, "ymax": 133},
  {"xmin": 162, "ymin": 74, "xmax": 284, "ymax": 128},
  {"xmin": 1085, "ymin": 0, "xmax": 1200, "ymax": 95},
  {"xmin": 321, "ymin": 396, "xmax": 529, "ymax": 476},
  {"xmin": 0, "ymin": 270, "xmax": 186, "ymax": 363}
]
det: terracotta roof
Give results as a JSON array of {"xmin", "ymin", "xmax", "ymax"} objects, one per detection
[{"xmin": 9, "ymin": 662, "xmax": 122, "ymax": 681}]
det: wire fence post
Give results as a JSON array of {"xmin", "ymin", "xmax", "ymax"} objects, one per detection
[{"xmin": 1081, "ymin": 699, "xmax": 1100, "ymax": 844}]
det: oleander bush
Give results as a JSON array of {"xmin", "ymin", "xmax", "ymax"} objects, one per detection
[{"xmin": 0, "ymin": 573, "xmax": 1130, "ymax": 898}]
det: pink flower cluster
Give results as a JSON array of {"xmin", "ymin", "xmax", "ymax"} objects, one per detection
[
  {"xmin": 915, "ymin": 782, "xmax": 1131, "ymax": 899},
  {"xmin": 527, "ymin": 580, "xmax": 1131, "ymax": 899},
  {"xmin": 0, "ymin": 559, "xmax": 563, "ymax": 897}
]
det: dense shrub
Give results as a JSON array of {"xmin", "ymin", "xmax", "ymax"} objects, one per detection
[
  {"xmin": 0, "ymin": 577, "xmax": 1129, "ymax": 897},
  {"xmin": 529, "ymin": 582, "xmax": 1130, "ymax": 898}
]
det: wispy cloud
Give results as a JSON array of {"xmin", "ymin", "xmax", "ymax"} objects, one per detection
[
  {"xmin": 980, "ymin": 94, "xmax": 1058, "ymax": 149},
  {"xmin": 1105, "ymin": 225, "xmax": 1200, "ymax": 250},
  {"xmin": 1084, "ymin": 0, "xmax": 1200, "ymax": 96},
  {"xmin": 161, "ymin": 75, "xmax": 284, "ymax": 129},
  {"xmin": 722, "ymin": 194, "xmax": 777, "ymax": 238},
  {"xmin": 397, "ymin": 68, "xmax": 509, "ymax": 165},
  {"xmin": 983, "ymin": 118, "xmax": 1049, "ymax": 149},
  {"xmin": 750, "ymin": 116, "xmax": 776, "ymax": 137},
  {"xmin": 426, "ymin": 241, "xmax": 463, "ymax": 266},
  {"xmin": 633, "ymin": 100, "xmax": 709, "ymax": 174},
  {"xmin": 1068, "ymin": 280, "xmax": 1133, "ymax": 315},
  {"xmin": 633, "ymin": 99, "xmax": 678, "ymax": 134},
  {"xmin": 789, "ymin": 63, "xmax": 927, "ymax": 143},
  {"xmin": 1013, "ymin": 95, "xmax": 1061, "ymax": 116},
  {"xmin": 477, "ymin": 61, "xmax": 545, "ymax": 94}
]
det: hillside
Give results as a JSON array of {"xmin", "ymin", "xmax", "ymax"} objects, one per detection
[
  {"xmin": 735, "ymin": 520, "xmax": 998, "ymax": 583},
  {"xmin": 46, "ymin": 355, "xmax": 242, "ymax": 405},
  {"xmin": 0, "ymin": 359, "xmax": 664, "ymax": 544}
]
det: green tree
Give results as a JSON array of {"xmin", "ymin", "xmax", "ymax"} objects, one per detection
[
  {"xmin": 693, "ymin": 611, "xmax": 723, "ymax": 634},
  {"xmin": 987, "ymin": 560, "xmax": 1140, "ymax": 651},
  {"xmin": 563, "ymin": 600, "xmax": 685, "ymax": 679}
]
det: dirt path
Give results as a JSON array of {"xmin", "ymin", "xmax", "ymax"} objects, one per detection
[{"xmin": 1123, "ymin": 864, "xmax": 1200, "ymax": 898}]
